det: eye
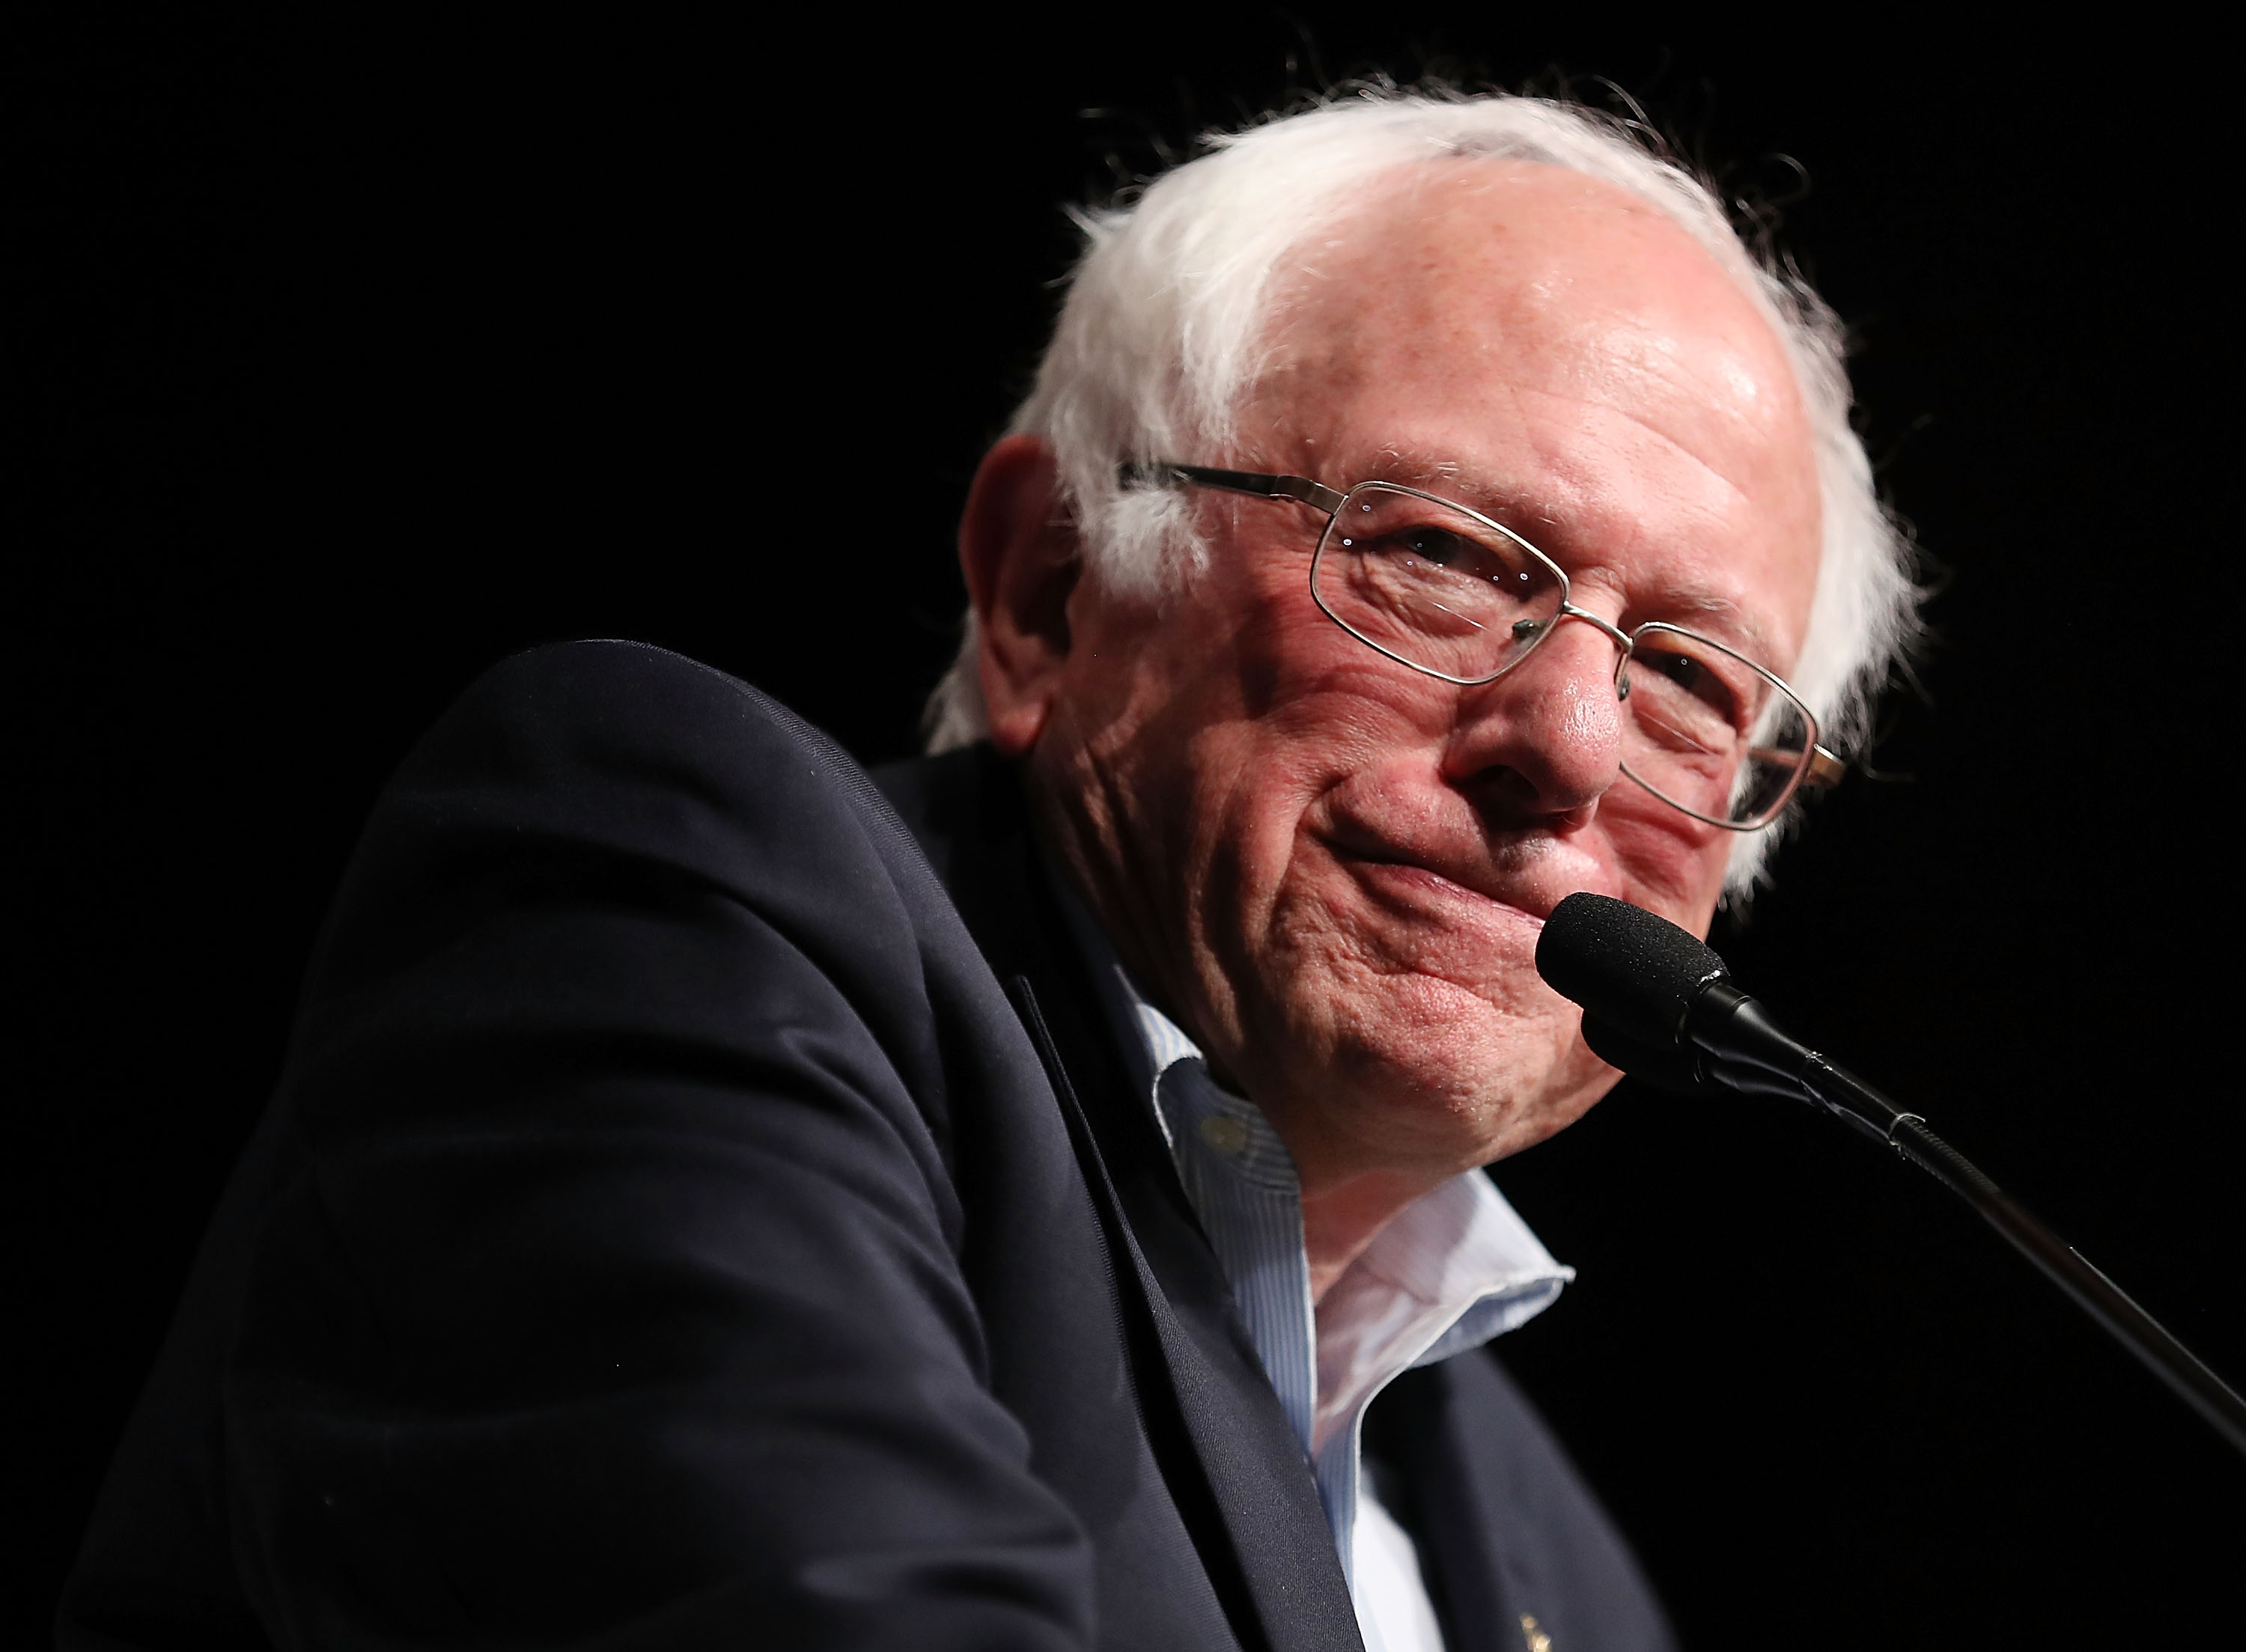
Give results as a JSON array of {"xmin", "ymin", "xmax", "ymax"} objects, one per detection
[
  {"xmin": 1630, "ymin": 641, "xmax": 1750, "ymax": 733},
  {"xmin": 1396, "ymin": 526, "xmax": 1473, "ymax": 567},
  {"xmin": 1340, "ymin": 522, "xmax": 1485, "ymax": 570},
  {"xmin": 1653, "ymin": 650, "xmax": 1708, "ymax": 694}
]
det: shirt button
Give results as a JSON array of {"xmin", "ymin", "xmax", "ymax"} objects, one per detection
[{"xmin": 1199, "ymin": 1115, "xmax": 1249, "ymax": 1156}]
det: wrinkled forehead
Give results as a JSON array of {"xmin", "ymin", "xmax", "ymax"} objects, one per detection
[{"xmin": 1250, "ymin": 159, "xmax": 1806, "ymax": 448}]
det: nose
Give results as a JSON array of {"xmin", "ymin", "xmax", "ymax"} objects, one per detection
[{"xmin": 1440, "ymin": 611, "xmax": 1626, "ymax": 826}]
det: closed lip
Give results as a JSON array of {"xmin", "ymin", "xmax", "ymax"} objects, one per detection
[{"xmin": 1326, "ymin": 832, "xmax": 1582, "ymax": 926}]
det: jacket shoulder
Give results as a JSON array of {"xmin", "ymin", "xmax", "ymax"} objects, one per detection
[
  {"xmin": 305, "ymin": 641, "xmax": 959, "ymax": 1028},
  {"xmin": 59, "ymin": 644, "xmax": 1103, "ymax": 1648}
]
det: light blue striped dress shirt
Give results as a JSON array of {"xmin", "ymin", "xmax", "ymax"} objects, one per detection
[{"xmin": 1050, "ymin": 884, "xmax": 1573, "ymax": 1650}]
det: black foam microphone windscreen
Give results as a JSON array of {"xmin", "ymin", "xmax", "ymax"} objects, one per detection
[{"xmin": 1536, "ymin": 892, "xmax": 1729, "ymax": 1047}]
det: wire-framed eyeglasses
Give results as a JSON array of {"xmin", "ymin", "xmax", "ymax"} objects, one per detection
[{"xmin": 1125, "ymin": 462, "xmax": 1845, "ymax": 832}]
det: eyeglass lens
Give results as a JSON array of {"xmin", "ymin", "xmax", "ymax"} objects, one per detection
[{"xmin": 1309, "ymin": 484, "xmax": 1813, "ymax": 827}]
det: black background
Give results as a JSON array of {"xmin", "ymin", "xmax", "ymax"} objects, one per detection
[{"xmin": 10, "ymin": 6, "xmax": 2242, "ymax": 1646}]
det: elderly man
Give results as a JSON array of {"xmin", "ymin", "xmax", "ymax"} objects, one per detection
[{"xmin": 62, "ymin": 94, "xmax": 1912, "ymax": 1652}]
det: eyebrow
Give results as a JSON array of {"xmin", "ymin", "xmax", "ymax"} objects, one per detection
[
  {"xmin": 1345, "ymin": 450, "xmax": 1564, "ymax": 542},
  {"xmin": 1629, "ymin": 588, "xmax": 1780, "ymax": 664}
]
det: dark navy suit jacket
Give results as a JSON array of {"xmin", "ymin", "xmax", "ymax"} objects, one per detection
[{"xmin": 59, "ymin": 641, "xmax": 1674, "ymax": 1651}]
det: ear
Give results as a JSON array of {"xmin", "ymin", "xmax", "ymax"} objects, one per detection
[{"xmin": 959, "ymin": 433, "xmax": 1080, "ymax": 757}]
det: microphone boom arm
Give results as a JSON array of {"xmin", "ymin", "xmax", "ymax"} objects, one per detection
[{"xmin": 1690, "ymin": 979, "xmax": 2246, "ymax": 1458}]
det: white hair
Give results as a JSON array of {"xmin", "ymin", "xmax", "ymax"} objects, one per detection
[{"xmin": 925, "ymin": 88, "xmax": 1920, "ymax": 898}]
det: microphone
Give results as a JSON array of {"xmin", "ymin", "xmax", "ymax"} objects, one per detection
[
  {"xmin": 1537, "ymin": 891, "xmax": 1918, "ymax": 1142},
  {"xmin": 1536, "ymin": 891, "xmax": 2246, "ymax": 1459}
]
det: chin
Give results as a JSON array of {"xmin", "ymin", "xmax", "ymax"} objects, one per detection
[{"xmin": 1301, "ymin": 963, "xmax": 1609, "ymax": 1168}]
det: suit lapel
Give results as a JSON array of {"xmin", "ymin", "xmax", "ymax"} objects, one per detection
[{"xmin": 877, "ymin": 747, "xmax": 1362, "ymax": 1652}]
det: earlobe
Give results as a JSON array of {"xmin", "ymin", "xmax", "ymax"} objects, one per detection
[{"xmin": 959, "ymin": 434, "xmax": 1081, "ymax": 757}]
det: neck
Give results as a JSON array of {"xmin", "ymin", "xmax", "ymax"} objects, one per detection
[{"xmin": 1297, "ymin": 1162, "xmax": 1448, "ymax": 1304}]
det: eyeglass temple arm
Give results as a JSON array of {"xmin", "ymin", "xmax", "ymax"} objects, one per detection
[
  {"xmin": 1119, "ymin": 461, "xmax": 1349, "ymax": 515},
  {"xmin": 1759, "ymin": 744, "xmax": 1845, "ymax": 789}
]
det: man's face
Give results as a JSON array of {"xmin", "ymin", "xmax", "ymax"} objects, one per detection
[{"xmin": 1023, "ymin": 162, "xmax": 1822, "ymax": 1195}]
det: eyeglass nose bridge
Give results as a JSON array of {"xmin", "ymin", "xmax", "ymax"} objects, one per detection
[
  {"xmin": 1550, "ymin": 600, "xmax": 1635, "ymax": 653},
  {"xmin": 1510, "ymin": 600, "xmax": 1639, "ymax": 695}
]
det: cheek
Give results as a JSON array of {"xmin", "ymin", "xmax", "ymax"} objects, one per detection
[
  {"xmin": 1122, "ymin": 570, "xmax": 1443, "ymax": 806},
  {"xmin": 1600, "ymin": 798, "xmax": 1734, "ymax": 933},
  {"xmin": 1145, "ymin": 622, "xmax": 1470, "ymax": 970}
]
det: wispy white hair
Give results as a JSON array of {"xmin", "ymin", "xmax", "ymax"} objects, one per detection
[{"xmin": 925, "ymin": 88, "xmax": 1920, "ymax": 897}]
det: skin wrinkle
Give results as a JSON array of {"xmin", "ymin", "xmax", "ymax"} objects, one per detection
[{"xmin": 970, "ymin": 159, "xmax": 1821, "ymax": 1299}]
